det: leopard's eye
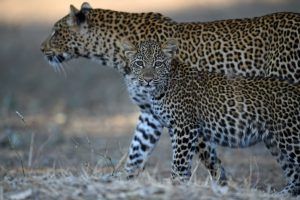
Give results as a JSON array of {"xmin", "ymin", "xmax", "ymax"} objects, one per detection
[
  {"xmin": 154, "ymin": 61, "xmax": 163, "ymax": 68},
  {"xmin": 135, "ymin": 60, "xmax": 144, "ymax": 68}
]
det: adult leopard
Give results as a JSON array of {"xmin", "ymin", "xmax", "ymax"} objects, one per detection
[
  {"xmin": 40, "ymin": 2, "xmax": 300, "ymax": 186},
  {"xmin": 123, "ymin": 39, "xmax": 300, "ymax": 195}
]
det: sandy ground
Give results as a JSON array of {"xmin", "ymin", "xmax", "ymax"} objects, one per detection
[{"xmin": 1, "ymin": 1, "xmax": 300, "ymax": 199}]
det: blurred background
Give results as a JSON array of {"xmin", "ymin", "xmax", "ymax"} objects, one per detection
[{"xmin": 0, "ymin": 0, "xmax": 299, "ymax": 189}]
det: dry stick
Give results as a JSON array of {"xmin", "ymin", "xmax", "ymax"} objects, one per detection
[
  {"xmin": 115, "ymin": 152, "xmax": 128, "ymax": 172},
  {"xmin": 14, "ymin": 110, "xmax": 28, "ymax": 176},
  {"xmin": 189, "ymin": 160, "xmax": 200, "ymax": 184},
  {"xmin": 104, "ymin": 143, "xmax": 116, "ymax": 175},
  {"xmin": 28, "ymin": 132, "xmax": 35, "ymax": 168},
  {"xmin": 34, "ymin": 132, "xmax": 54, "ymax": 166},
  {"xmin": 15, "ymin": 111, "xmax": 26, "ymax": 125},
  {"xmin": 0, "ymin": 186, "xmax": 3, "ymax": 200},
  {"xmin": 71, "ymin": 137, "xmax": 115, "ymax": 174},
  {"xmin": 8, "ymin": 136, "xmax": 25, "ymax": 177},
  {"xmin": 85, "ymin": 136, "xmax": 95, "ymax": 169}
]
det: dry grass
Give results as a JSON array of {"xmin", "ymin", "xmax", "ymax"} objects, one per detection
[
  {"xmin": 2, "ymin": 167, "xmax": 296, "ymax": 200},
  {"xmin": 1, "ymin": 112, "xmax": 296, "ymax": 199}
]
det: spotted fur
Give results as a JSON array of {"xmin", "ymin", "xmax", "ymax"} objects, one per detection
[
  {"xmin": 124, "ymin": 40, "xmax": 300, "ymax": 195},
  {"xmin": 40, "ymin": 2, "xmax": 300, "ymax": 184}
]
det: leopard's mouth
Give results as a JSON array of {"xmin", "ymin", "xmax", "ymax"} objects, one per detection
[
  {"xmin": 43, "ymin": 52, "xmax": 72, "ymax": 75},
  {"xmin": 141, "ymin": 82, "xmax": 156, "ymax": 91}
]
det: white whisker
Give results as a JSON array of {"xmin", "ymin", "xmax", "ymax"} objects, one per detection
[
  {"xmin": 50, "ymin": 61, "xmax": 58, "ymax": 73},
  {"xmin": 44, "ymin": 54, "xmax": 70, "ymax": 77},
  {"xmin": 54, "ymin": 57, "xmax": 62, "ymax": 74},
  {"xmin": 59, "ymin": 62, "xmax": 67, "ymax": 78}
]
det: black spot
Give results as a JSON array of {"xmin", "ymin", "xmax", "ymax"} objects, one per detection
[
  {"xmin": 135, "ymin": 159, "xmax": 143, "ymax": 164},
  {"xmin": 138, "ymin": 115, "xmax": 144, "ymax": 122},
  {"xmin": 146, "ymin": 119, "xmax": 157, "ymax": 130},
  {"xmin": 182, "ymin": 138, "xmax": 189, "ymax": 143},
  {"xmin": 229, "ymin": 128, "xmax": 235, "ymax": 135},
  {"xmin": 129, "ymin": 153, "xmax": 140, "ymax": 160},
  {"xmin": 149, "ymin": 135, "xmax": 156, "ymax": 144},
  {"xmin": 132, "ymin": 146, "xmax": 139, "ymax": 151},
  {"xmin": 133, "ymin": 136, "xmax": 149, "ymax": 152},
  {"xmin": 141, "ymin": 143, "xmax": 149, "ymax": 151},
  {"xmin": 154, "ymin": 131, "xmax": 161, "ymax": 137},
  {"xmin": 155, "ymin": 92, "xmax": 165, "ymax": 100},
  {"xmin": 137, "ymin": 127, "xmax": 148, "ymax": 140},
  {"xmin": 132, "ymin": 97, "xmax": 140, "ymax": 103},
  {"xmin": 199, "ymin": 142, "xmax": 206, "ymax": 149},
  {"xmin": 56, "ymin": 55, "xmax": 65, "ymax": 62}
]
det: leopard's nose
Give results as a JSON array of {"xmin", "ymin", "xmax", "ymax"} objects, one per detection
[
  {"xmin": 41, "ymin": 39, "xmax": 51, "ymax": 53},
  {"xmin": 40, "ymin": 44, "xmax": 45, "ymax": 52}
]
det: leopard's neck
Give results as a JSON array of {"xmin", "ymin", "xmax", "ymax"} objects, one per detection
[{"xmin": 87, "ymin": 9, "xmax": 177, "ymax": 74}]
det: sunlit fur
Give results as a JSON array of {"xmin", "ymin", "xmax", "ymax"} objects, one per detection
[{"xmin": 41, "ymin": 3, "xmax": 300, "ymax": 82}]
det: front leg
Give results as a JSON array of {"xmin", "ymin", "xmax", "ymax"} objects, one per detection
[
  {"xmin": 125, "ymin": 111, "xmax": 163, "ymax": 176},
  {"xmin": 170, "ymin": 125, "xmax": 199, "ymax": 182}
]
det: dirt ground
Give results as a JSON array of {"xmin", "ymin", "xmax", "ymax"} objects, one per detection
[{"xmin": 1, "ymin": 1, "xmax": 300, "ymax": 199}]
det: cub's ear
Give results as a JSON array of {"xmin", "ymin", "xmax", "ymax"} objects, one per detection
[
  {"xmin": 162, "ymin": 39, "xmax": 178, "ymax": 58},
  {"xmin": 68, "ymin": 3, "xmax": 92, "ymax": 26},
  {"xmin": 121, "ymin": 40, "xmax": 137, "ymax": 60}
]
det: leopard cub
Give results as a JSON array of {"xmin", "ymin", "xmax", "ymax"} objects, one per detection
[{"xmin": 123, "ymin": 40, "xmax": 300, "ymax": 196}]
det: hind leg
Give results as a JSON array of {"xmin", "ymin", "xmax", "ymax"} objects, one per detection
[
  {"xmin": 196, "ymin": 137, "xmax": 227, "ymax": 186},
  {"xmin": 264, "ymin": 133, "xmax": 300, "ymax": 196}
]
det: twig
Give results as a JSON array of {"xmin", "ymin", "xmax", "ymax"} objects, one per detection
[
  {"xmin": 104, "ymin": 143, "xmax": 115, "ymax": 174},
  {"xmin": 85, "ymin": 136, "xmax": 95, "ymax": 167},
  {"xmin": 28, "ymin": 132, "xmax": 35, "ymax": 168},
  {"xmin": 34, "ymin": 132, "xmax": 54, "ymax": 166},
  {"xmin": 8, "ymin": 136, "xmax": 25, "ymax": 177},
  {"xmin": 115, "ymin": 152, "xmax": 128, "ymax": 172},
  {"xmin": 15, "ymin": 111, "xmax": 26, "ymax": 125},
  {"xmin": 0, "ymin": 186, "xmax": 3, "ymax": 200},
  {"xmin": 71, "ymin": 137, "xmax": 115, "ymax": 174},
  {"xmin": 189, "ymin": 160, "xmax": 200, "ymax": 184}
]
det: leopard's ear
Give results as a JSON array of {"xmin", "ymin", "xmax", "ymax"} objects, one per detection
[
  {"xmin": 69, "ymin": 5, "xmax": 79, "ymax": 18},
  {"xmin": 162, "ymin": 39, "xmax": 178, "ymax": 58},
  {"xmin": 68, "ymin": 5, "xmax": 79, "ymax": 26},
  {"xmin": 80, "ymin": 2, "xmax": 93, "ymax": 13},
  {"xmin": 68, "ymin": 3, "xmax": 92, "ymax": 26},
  {"xmin": 122, "ymin": 40, "xmax": 137, "ymax": 60}
]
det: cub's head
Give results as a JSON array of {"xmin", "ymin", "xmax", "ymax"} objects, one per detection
[
  {"xmin": 40, "ymin": 2, "xmax": 97, "ymax": 71},
  {"xmin": 123, "ymin": 40, "xmax": 177, "ymax": 91}
]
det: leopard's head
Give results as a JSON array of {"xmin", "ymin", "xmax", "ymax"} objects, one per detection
[
  {"xmin": 123, "ymin": 40, "xmax": 177, "ymax": 91},
  {"xmin": 40, "ymin": 2, "xmax": 104, "ymax": 71}
]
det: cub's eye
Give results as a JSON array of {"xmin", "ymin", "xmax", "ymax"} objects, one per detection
[
  {"xmin": 135, "ymin": 61, "xmax": 144, "ymax": 67},
  {"xmin": 154, "ymin": 61, "xmax": 163, "ymax": 68}
]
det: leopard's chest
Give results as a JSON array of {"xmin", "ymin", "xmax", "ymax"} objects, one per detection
[
  {"xmin": 125, "ymin": 75, "xmax": 151, "ymax": 106},
  {"xmin": 150, "ymin": 92, "xmax": 176, "ymax": 128}
]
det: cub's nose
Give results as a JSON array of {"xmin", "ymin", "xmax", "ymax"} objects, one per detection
[{"xmin": 143, "ymin": 75, "xmax": 153, "ymax": 84}]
